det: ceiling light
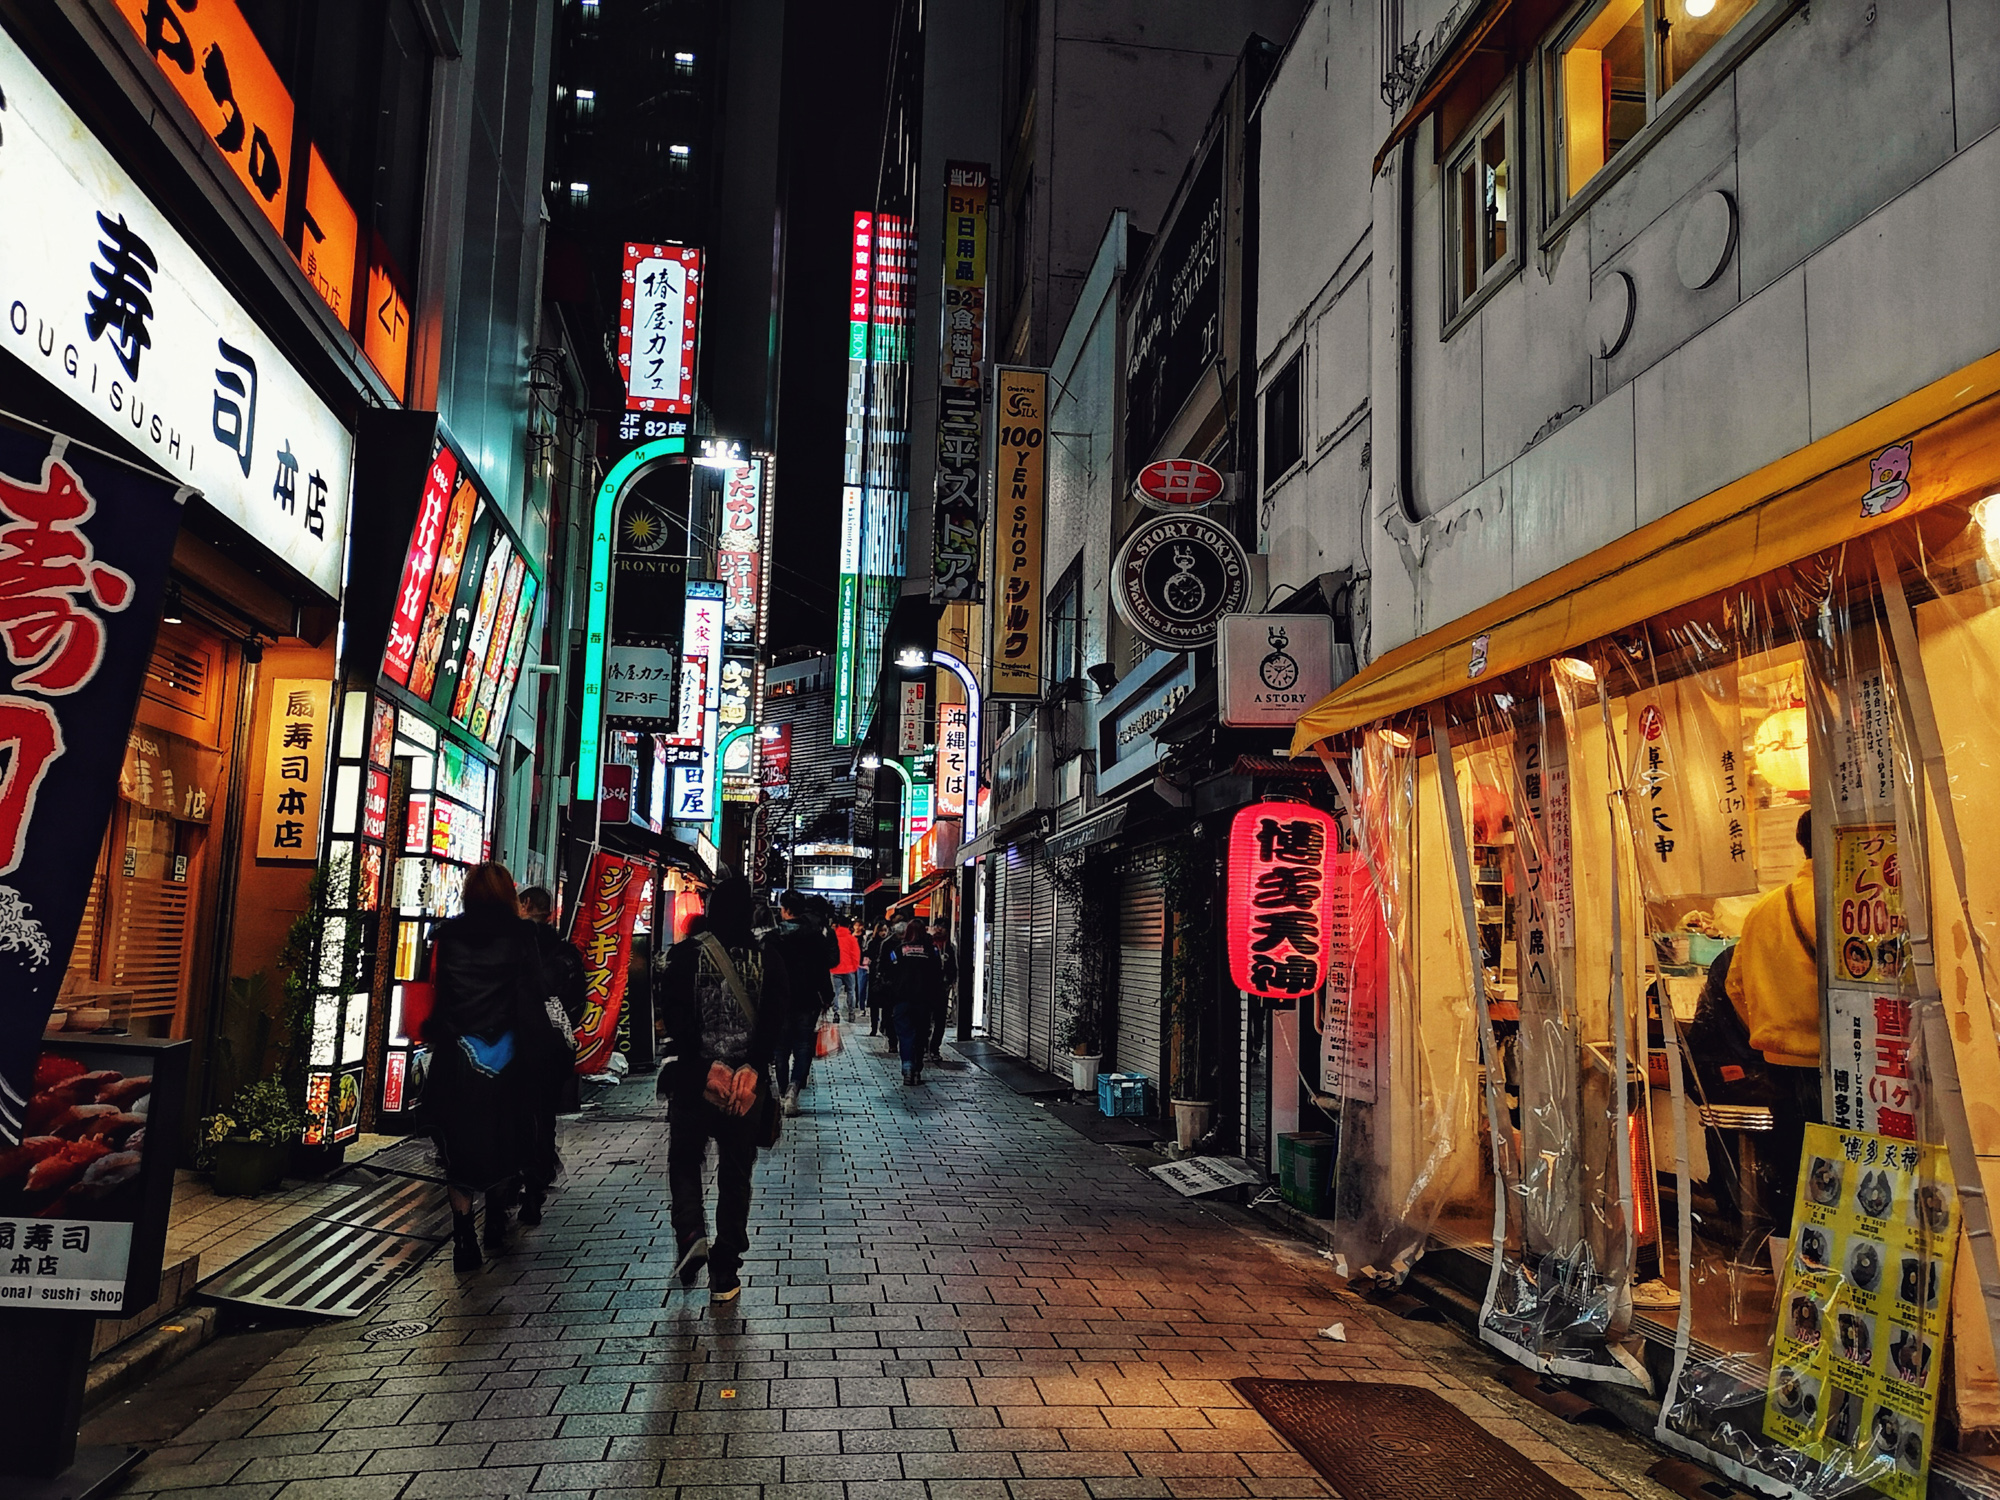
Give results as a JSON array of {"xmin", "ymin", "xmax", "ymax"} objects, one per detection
[
  {"xmin": 1553, "ymin": 656, "xmax": 1599, "ymax": 684},
  {"xmin": 1685, "ymin": 0, "xmax": 1716, "ymax": 14}
]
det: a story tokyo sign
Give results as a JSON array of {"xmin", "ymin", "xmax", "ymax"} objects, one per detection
[
  {"xmin": 1217, "ymin": 614, "xmax": 1337, "ymax": 727},
  {"xmin": 0, "ymin": 29, "xmax": 353, "ymax": 599},
  {"xmin": 0, "ymin": 429, "xmax": 189, "ymax": 1145},
  {"xmin": 1112, "ymin": 512, "xmax": 1250, "ymax": 651}
]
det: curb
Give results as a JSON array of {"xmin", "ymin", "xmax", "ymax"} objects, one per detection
[{"xmin": 84, "ymin": 1302, "xmax": 222, "ymax": 1408}]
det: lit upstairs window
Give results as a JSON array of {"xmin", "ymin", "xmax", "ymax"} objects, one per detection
[
  {"xmin": 674, "ymin": 51, "xmax": 696, "ymax": 78},
  {"xmin": 568, "ymin": 181, "xmax": 590, "ymax": 208},
  {"xmin": 668, "ymin": 143, "xmax": 692, "ymax": 174},
  {"xmin": 574, "ymin": 88, "xmax": 596, "ymax": 120}
]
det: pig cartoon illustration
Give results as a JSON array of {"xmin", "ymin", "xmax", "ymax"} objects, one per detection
[{"xmin": 1860, "ymin": 442, "xmax": 1913, "ymax": 518}]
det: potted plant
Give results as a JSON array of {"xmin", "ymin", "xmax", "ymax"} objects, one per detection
[
  {"xmin": 1048, "ymin": 850, "xmax": 1111, "ymax": 1096},
  {"xmin": 200, "ymin": 1078, "xmax": 306, "ymax": 1196},
  {"xmin": 1163, "ymin": 838, "xmax": 1215, "ymax": 1152}
]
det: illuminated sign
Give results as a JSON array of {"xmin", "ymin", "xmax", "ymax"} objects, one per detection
[
  {"xmin": 833, "ymin": 484, "xmax": 863, "ymax": 745},
  {"xmin": 1227, "ymin": 802, "xmax": 1338, "ymax": 1000},
  {"xmin": 0, "ymin": 28, "xmax": 353, "ymax": 596},
  {"xmin": 619, "ymin": 242, "xmax": 702, "ymax": 412},
  {"xmin": 255, "ymin": 679, "xmax": 332, "ymax": 860},
  {"xmin": 932, "ymin": 161, "xmax": 989, "ymax": 604},
  {"xmin": 991, "ymin": 369, "xmax": 1048, "ymax": 698}
]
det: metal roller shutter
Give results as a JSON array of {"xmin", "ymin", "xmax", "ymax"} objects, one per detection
[
  {"xmin": 997, "ymin": 844, "xmax": 1034, "ymax": 1057},
  {"xmin": 1115, "ymin": 850, "xmax": 1167, "ymax": 1093},
  {"xmin": 1028, "ymin": 853, "xmax": 1062, "ymax": 1073}
]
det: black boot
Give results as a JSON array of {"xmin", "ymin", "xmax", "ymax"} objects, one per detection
[
  {"xmin": 452, "ymin": 1211, "xmax": 481, "ymax": 1272},
  {"xmin": 483, "ymin": 1197, "xmax": 509, "ymax": 1255}
]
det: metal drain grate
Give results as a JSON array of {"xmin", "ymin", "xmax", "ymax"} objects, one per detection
[
  {"xmin": 1232, "ymin": 1378, "xmax": 1586, "ymax": 1500},
  {"xmin": 362, "ymin": 1320, "xmax": 434, "ymax": 1342}
]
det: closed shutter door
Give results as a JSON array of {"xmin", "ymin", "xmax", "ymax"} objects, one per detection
[
  {"xmin": 998, "ymin": 844, "xmax": 1034, "ymax": 1057},
  {"xmin": 1028, "ymin": 854, "xmax": 1060, "ymax": 1072},
  {"xmin": 1116, "ymin": 850, "xmax": 1167, "ymax": 1090}
]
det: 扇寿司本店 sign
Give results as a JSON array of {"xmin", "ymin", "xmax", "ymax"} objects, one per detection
[
  {"xmin": 1114, "ymin": 512, "xmax": 1250, "ymax": 652},
  {"xmin": 0, "ymin": 29, "xmax": 352, "ymax": 598},
  {"xmin": 0, "ymin": 428, "xmax": 188, "ymax": 1144},
  {"xmin": 255, "ymin": 679, "xmax": 332, "ymax": 861}
]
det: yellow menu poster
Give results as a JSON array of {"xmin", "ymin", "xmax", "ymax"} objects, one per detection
[{"xmin": 1764, "ymin": 1125, "xmax": 1958, "ymax": 1498}]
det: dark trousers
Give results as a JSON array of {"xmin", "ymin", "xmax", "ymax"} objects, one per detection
[
  {"xmin": 870, "ymin": 979, "xmax": 890, "ymax": 1035},
  {"xmin": 667, "ymin": 1081, "xmax": 759, "ymax": 1279},
  {"xmin": 773, "ymin": 1010, "xmax": 818, "ymax": 1093},
  {"xmin": 894, "ymin": 1001, "xmax": 928, "ymax": 1078},
  {"xmin": 1766, "ymin": 1063, "xmax": 1825, "ymax": 1236},
  {"xmin": 928, "ymin": 994, "xmax": 950, "ymax": 1054}
]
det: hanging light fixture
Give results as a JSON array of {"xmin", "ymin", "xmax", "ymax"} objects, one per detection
[{"xmin": 1751, "ymin": 705, "xmax": 1811, "ymax": 792}]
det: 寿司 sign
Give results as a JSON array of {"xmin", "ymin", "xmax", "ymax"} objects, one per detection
[
  {"xmin": 1134, "ymin": 458, "xmax": 1225, "ymax": 509},
  {"xmin": 1228, "ymin": 801, "xmax": 1339, "ymax": 1001}
]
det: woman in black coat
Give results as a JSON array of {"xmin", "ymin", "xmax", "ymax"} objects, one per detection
[{"xmin": 424, "ymin": 862, "xmax": 552, "ymax": 1271}]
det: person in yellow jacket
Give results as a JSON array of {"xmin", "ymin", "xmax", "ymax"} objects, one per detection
[{"xmin": 1725, "ymin": 810, "xmax": 1822, "ymax": 1232}]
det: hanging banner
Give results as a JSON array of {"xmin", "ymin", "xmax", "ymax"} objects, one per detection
[
  {"xmin": 0, "ymin": 431, "xmax": 188, "ymax": 1144},
  {"xmin": 1227, "ymin": 802, "xmax": 1338, "ymax": 1000},
  {"xmin": 991, "ymin": 369, "xmax": 1047, "ymax": 698},
  {"xmin": 254, "ymin": 679, "xmax": 332, "ymax": 860},
  {"xmin": 571, "ymin": 851, "xmax": 648, "ymax": 1075},
  {"xmin": 1763, "ymin": 1124, "xmax": 1958, "ymax": 1498}
]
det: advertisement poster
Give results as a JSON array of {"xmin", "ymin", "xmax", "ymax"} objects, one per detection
[
  {"xmin": 0, "ymin": 1038, "xmax": 187, "ymax": 1313},
  {"xmin": 572, "ymin": 852, "xmax": 648, "ymax": 1075},
  {"xmin": 1831, "ymin": 825, "xmax": 1907, "ymax": 989},
  {"xmin": 1827, "ymin": 991, "xmax": 1919, "ymax": 1139},
  {"xmin": 1763, "ymin": 1125, "xmax": 1957, "ymax": 1498},
  {"xmin": 1320, "ymin": 854, "xmax": 1386, "ymax": 1104}
]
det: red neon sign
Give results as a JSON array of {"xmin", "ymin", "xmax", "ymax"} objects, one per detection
[{"xmin": 1227, "ymin": 802, "xmax": 1339, "ymax": 1000}]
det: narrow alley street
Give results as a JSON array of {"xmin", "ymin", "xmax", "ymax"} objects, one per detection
[{"xmin": 88, "ymin": 1026, "xmax": 1679, "ymax": 1500}]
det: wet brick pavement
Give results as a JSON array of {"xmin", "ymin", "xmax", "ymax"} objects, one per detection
[{"xmin": 103, "ymin": 1022, "xmax": 1679, "ymax": 1499}]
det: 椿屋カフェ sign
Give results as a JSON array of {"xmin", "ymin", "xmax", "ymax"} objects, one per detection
[
  {"xmin": 1113, "ymin": 512, "xmax": 1250, "ymax": 651},
  {"xmin": 0, "ymin": 29, "xmax": 353, "ymax": 598}
]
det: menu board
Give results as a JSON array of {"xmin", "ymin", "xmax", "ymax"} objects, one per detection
[
  {"xmin": 377, "ymin": 433, "xmax": 540, "ymax": 748},
  {"xmin": 1764, "ymin": 1124, "xmax": 1957, "ymax": 1498}
]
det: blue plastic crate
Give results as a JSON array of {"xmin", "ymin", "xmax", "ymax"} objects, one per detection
[{"xmin": 1097, "ymin": 1073, "xmax": 1150, "ymax": 1118}]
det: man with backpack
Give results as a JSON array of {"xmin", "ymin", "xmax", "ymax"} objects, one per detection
[
  {"xmin": 877, "ymin": 919, "xmax": 946, "ymax": 1086},
  {"xmin": 656, "ymin": 877, "xmax": 792, "ymax": 1304}
]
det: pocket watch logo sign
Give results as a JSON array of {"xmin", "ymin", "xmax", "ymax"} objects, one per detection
[
  {"xmin": 1259, "ymin": 626, "xmax": 1298, "ymax": 691},
  {"xmin": 1113, "ymin": 512, "xmax": 1250, "ymax": 651}
]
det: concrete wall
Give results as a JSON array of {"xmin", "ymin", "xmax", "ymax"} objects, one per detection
[{"xmin": 1257, "ymin": 0, "xmax": 2000, "ymax": 663}]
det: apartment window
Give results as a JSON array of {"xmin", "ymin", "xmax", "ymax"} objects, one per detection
[
  {"xmin": 573, "ymin": 87, "xmax": 596, "ymax": 120},
  {"xmin": 1444, "ymin": 91, "xmax": 1515, "ymax": 322},
  {"xmin": 668, "ymin": 143, "xmax": 692, "ymax": 175},
  {"xmin": 1263, "ymin": 351, "xmax": 1304, "ymax": 487},
  {"xmin": 568, "ymin": 181, "xmax": 591, "ymax": 208},
  {"xmin": 673, "ymin": 51, "xmax": 696, "ymax": 77},
  {"xmin": 1552, "ymin": 0, "xmax": 1759, "ymax": 207},
  {"xmin": 1048, "ymin": 566, "xmax": 1081, "ymax": 686}
]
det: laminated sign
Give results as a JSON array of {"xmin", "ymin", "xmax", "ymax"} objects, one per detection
[{"xmin": 1764, "ymin": 1125, "xmax": 1957, "ymax": 1498}]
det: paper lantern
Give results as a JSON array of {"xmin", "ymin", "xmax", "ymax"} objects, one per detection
[{"xmin": 1228, "ymin": 801, "xmax": 1340, "ymax": 1000}]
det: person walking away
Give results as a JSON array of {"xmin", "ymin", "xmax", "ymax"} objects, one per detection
[
  {"xmin": 657, "ymin": 876, "xmax": 791, "ymax": 1303},
  {"xmin": 878, "ymin": 920, "xmax": 946, "ymax": 1085},
  {"xmin": 832, "ymin": 917, "xmax": 862, "ymax": 1020},
  {"xmin": 1725, "ymin": 810, "xmax": 1821, "ymax": 1234},
  {"xmin": 926, "ymin": 920, "xmax": 958, "ymax": 1064},
  {"xmin": 772, "ymin": 891, "xmax": 835, "ymax": 1116},
  {"xmin": 424, "ymin": 862, "xmax": 550, "ymax": 1271},
  {"xmin": 517, "ymin": 885, "xmax": 587, "ymax": 1223},
  {"xmin": 866, "ymin": 921, "xmax": 894, "ymax": 1045}
]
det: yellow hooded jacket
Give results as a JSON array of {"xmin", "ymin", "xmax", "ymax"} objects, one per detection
[{"xmin": 1725, "ymin": 862, "xmax": 1821, "ymax": 1069}]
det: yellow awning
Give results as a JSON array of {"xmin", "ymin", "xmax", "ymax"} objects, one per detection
[{"xmin": 1292, "ymin": 350, "xmax": 2000, "ymax": 754}]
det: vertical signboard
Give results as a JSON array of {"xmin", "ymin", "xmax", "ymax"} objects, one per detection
[
  {"xmin": 571, "ymin": 851, "xmax": 648, "ymax": 1075},
  {"xmin": 937, "ymin": 702, "xmax": 968, "ymax": 816},
  {"xmin": 0, "ymin": 434, "xmax": 187, "ymax": 1145},
  {"xmin": 899, "ymin": 680, "xmax": 929, "ymax": 757},
  {"xmin": 618, "ymin": 242, "xmax": 703, "ymax": 413},
  {"xmin": 834, "ymin": 209, "xmax": 873, "ymax": 746},
  {"xmin": 256, "ymin": 679, "xmax": 333, "ymax": 860},
  {"xmin": 991, "ymin": 369, "xmax": 1048, "ymax": 698},
  {"xmin": 932, "ymin": 162, "xmax": 989, "ymax": 604}
]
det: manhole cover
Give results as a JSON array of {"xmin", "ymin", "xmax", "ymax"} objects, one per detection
[
  {"xmin": 1233, "ymin": 1378, "xmax": 1586, "ymax": 1500},
  {"xmin": 362, "ymin": 1320, "xmax": 433, "ymax": 1342}
]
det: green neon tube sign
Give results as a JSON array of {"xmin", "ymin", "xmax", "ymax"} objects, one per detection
[
  {"xmin": 577, "ymin": 436, "xmax": 685, "ymax": 804},
  {"xmin": 711, "ymin": 722, "xmax": 757, "ymax": 848}
]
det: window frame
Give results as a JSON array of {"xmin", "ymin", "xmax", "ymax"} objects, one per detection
[
  {"xmin": 1538, "ymin": 0, "xmax": 1801, "ymax": 248},
  {"xmin": 1262, "ymin": 348, "xmax": 1305, "ymax": 492},
  {"xmin": 1047, "ymin": 559, "xmax": 1083, "ymax": 689},
  {"xmin": 1441, "ymin": 82, "xmax": 1521, "ymax": 335}
]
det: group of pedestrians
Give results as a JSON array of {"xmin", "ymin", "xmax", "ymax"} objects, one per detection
[{"xmin": 417, "ymin": 861, "xmax": 961, "ymax": 1303}]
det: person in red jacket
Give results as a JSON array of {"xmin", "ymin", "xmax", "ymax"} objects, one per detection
[{"xmin": 831, "ymin": 917, "xmax": 862, "ymax": 1020}]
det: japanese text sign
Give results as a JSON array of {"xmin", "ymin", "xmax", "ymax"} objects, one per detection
[
  {"xmin": 1228, "ymin": 802, "xmax": 1339, "ymax": 1000},
  {"xmin": 618, "ymin": 242, "xmax": 702, "ymax": 413},
  {"xmin": 989, "ymin": 369, "xmax": 1046, "ymax": 698},
  {"xmin": 571, "ymin": 851, "xmax": 647, "ymax": 1075},
  {"xmin": 0, "ymin": 29, "xmax": 353, "ymax": 597},
  {"xmin": 0, "ymin": 433, "xmax": 187, "ymax": 1144},
  {"xmin": 1764, "ymin": 1125, "xmax": 1957, "ymax": 1498},
  {"xmin": 255, "ymin": 679, "xmax": 331, "ymax": 860}
]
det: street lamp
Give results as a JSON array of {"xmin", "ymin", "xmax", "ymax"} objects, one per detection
[{"xmin": 927, "ymin": 649, "xmax": 982, "ymax": 842}]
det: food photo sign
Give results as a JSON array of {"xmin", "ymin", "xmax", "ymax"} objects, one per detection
[{"xmin": 0, "ymin": 1036, "xmax": 187, "ymax": 1315}]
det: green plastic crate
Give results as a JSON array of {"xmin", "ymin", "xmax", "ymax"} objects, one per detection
[{"xmin": 1276, "ymin": 1131, "xmax": 1336, "ymax": 1217}]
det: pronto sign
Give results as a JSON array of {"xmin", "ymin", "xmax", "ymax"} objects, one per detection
[
  {"xmin": 1134, "ymin": 458, "xmax": 1224, "ymax": 510},
  {"xmin": 1228, "ymin": 802, "xmax": 1338, "ymax": 1001}
]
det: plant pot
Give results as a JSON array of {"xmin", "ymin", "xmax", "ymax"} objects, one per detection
[
  {"xmin": 1069, "ymin": 1053, "xmax": 1101, "ymax": 1093},
  {"xmin": 212, "ymin": 1137, "xmax": 289, "ymax": 1197},
  {"xmin": 1171, "ymin": 1098, "xmax": 1212, "ymax": 1153}
]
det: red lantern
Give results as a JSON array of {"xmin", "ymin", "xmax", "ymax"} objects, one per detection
[{"xmin": 1228, "ymin": 801, "xmax": 1339, "ymax": 1000}]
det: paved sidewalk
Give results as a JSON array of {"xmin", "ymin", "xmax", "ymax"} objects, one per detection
[{"xmin": 102, "ymin": 1023, "xmax": 1679, "ymax": 1499}]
